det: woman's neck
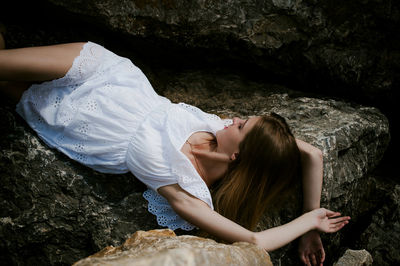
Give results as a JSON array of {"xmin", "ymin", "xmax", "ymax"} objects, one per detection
[
  {"xmin": 191, "ymin": 149, "xmax": 230, "ymax": 187},
  {"xmin": 184, "ymin": 132, "xmax": 230, "ymax": 187}
]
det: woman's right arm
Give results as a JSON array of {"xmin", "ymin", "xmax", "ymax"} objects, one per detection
[{"xmin": 158, "ymin": 184, "xmax": 350, "ymax": 251}]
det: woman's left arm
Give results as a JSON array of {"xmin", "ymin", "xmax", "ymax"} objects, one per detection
[
  {"xmin": 296, "ymin": 138, "xmax": 325, "ymax": 266},
  {"xmin": 296, "ymin": 138, "xmax": 323, "ymax": 212}
]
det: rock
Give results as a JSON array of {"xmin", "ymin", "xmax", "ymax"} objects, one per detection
[
  {"xmin": 72, "ymin": 229, "xmax": 272, "ymax": 266},
  {"xmin": 0, "ymin": 5, "xmax": 395, "ymax": 264},
  {"xmin": 357, "ymin": 183, "xmax": 400, "ymax": 265},
  {"xmin": 0, "ymin": 104, "xmax": 157, "ymax": 266},
  {"xmin": 333, "ymin": 249, "xmax": 373, "ymax": 266},
  {"xmin": 160, "ymin": 71, "xmax": 391, "ymax": 208},
  {"xmin": 23, "ymin": 0, "xmax": 398, "ymax": 112},
  {"xmin": 0, "ymin": 76, "xmax": 390, "ymax": 265},
  {"xmin": 159, "ymin": 74, "xmax": 391, "ymax": 264}
]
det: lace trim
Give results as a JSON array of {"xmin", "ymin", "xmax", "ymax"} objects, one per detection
[
  {"xmin": 143, "ymin": 189, "xmax": 197, "ymax": 231},
  {"xmin": 178, "ymin": 102, "xmax": 220, "ymax": 121}
]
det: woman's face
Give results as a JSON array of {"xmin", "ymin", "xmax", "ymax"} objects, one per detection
[{"xmin": 216, "ymin": 116, "xmax": 260, "ymax": 159}]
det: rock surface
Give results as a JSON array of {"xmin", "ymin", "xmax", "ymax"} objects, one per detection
[
  {"xmin": 73, "ymin": 229, "xmax": 272, "ymax": 266},
  {"xmin": 357, "ymin": 181, "xmax": 400, "ymax": 265},
  {"xmin": 36, "ymin": 0, "xmax": 399, "ymax": 112},
  {"xmin": 333, "ymin": 249, "xmax": 373, "ymax": 266},
  {"xmin": 160, "ymin": 75, "xmax": 391, "ymax": 264},
  {"xmin": 0, "ymin": 1, "xmax": 397, "ymax": 265},
  {"xmin": 0, "ymin": 82, "xmax": 390, "ymax": 265}
]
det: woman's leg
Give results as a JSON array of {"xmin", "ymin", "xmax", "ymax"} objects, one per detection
[
  {"xmin": 0, "ymin": 42, "xmax": 86, "ymax": 82},
  {"xmin": 0, "ymin": 35, "xmax": 86, "ymax": 101}
]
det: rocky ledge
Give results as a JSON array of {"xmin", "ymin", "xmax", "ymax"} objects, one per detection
[
  {"xmin": 73, "ymin": 229, "xmax": 272, "ymax": 266},
  {"xmin": 72, "ymin": 229, "xmax": 372, "ymax": 266},
  {"xmin": 0, "ymin": 81, "xmax": 392, "ymax": 264},
  {"xmin": 29, "ymin": 0, "xmax": 400, "ymax": 117}
]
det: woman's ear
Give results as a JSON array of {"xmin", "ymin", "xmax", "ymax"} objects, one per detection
[{"xmin": 230, "ymin": 152, "xmax": 239, "ymax": 161}]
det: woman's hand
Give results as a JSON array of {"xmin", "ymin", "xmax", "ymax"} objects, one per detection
[
  {"xmin": 297, "ymin": 209, "xmax": 349, "ymax": 265},
  {"xmin": 309, "ymin": 208, "xmax": 350, "ymax": 233},
  {"xmin": 298, "ymin": 230, "xmax": 325, "ymax": 266}
]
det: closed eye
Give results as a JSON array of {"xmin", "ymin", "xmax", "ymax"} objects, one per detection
[{"xmin": 239, "ymin": 119, "xmax": 249, "ymax": 130}]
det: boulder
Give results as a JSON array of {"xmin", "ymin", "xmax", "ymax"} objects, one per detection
[
  {"xmin": 357, "ymin": 182, "xmax": 400, "ymax": 265},
  {"xmin": 333, "ymin": 249, "xmax": 373, "ymax": 266},
  {"xmin": 72, "ymin": 229, "xmax": 272, "ymax": 266},
  {"xmin": 159, "ymin": 73, "xmax": 391, "ymax": 264},
  {"xmin": 0, "ymin": 75, "xmax": 390, "ymax": 264},
  {"xmin": 32, "ymin": 0, "xmax": 399, "ymax": 110}
]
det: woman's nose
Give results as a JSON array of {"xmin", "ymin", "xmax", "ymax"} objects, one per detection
[{"xmin": 233, "ymin": 117, "xmax": 244, "ymax": 124}]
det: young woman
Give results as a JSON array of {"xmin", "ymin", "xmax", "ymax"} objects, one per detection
[{"xmin": 0, "ymin": 37, "xmax": 350, "ymax": 266}]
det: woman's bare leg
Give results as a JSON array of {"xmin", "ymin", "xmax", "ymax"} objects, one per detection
[
  {"xmin": 0, "ymin": 42, "xmax": 86, "ymax": 82},
  {"xmin": 0, "ymin": 31, "xmax": 30, "ymax": 102},
  {"xmin": 0, "ymin": 35, "xmax": 85, "ymax": 101}
]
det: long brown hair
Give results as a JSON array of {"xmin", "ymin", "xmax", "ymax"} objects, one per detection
[{"xmin": 212, "ymin": 113, "xmax": 301, "ymax": 230}]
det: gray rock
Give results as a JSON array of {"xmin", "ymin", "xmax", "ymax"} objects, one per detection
[
  {"xmin": 40, "ymin": 0, "xmax": 399, "ymax": 106},
  {"xmin": 159, "ymin": 72, "xmax": 391, "ymax": 264},
  {"xmin": 0, "ymin": 104, "xmax": 158, "ymax": 265},
  {"xmin": 0, "ymin": 3, "xmax": 395, "ymax": 263},
  {"xmin": 333, "ymin": 249, "xmax": 373, "ymax": 266},
  {"xmin": 0, "ymin": 71, "xmax": 390, "ymax": 265},
  {"xmin": 357, "ymin": 182, "xmax": 400, "ymax": 265}
]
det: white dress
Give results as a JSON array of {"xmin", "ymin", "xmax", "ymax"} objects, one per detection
[{"xmin": 16, "ymin": 41, "xmax": 232, "ymax": 231}]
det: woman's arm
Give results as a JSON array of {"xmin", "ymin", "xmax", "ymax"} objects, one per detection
[
  {"xmin": 296, "ymin": 138, "xmax": 323, "ymax": 212},
  {"xmin": 296, "ymin": 138, "xmax": 325, "ymax": 265},
  {"xmin": 158, "ymin": 184, "xmax": 349, "ymax": 251}
]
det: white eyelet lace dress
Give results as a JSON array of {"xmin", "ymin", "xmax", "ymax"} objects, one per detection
[{"xmin": 16, "ymin": 41, "xmax": 233, "ymax": 231}]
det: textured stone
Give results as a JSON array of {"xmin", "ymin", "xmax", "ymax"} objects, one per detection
[
  {"xmin": 357, "ymin": 183, "xmax": 400, "ymax": 265},
  {"xmin": 333, "ymin": 249, "xmax": 373, "ymax": 266},
  {"xmin": 72, "ymin": 229, "xmax": 272, "ymax": 266},
  {"xmin": 0, "ymin": 3, "xmax": 396, "ymax": 264},
  {"xmin": 0, "ymin": 104, "xmax": 157, "ymax": 266},
  {"xmin": 0, "ymin": 80, "xmax": 390, "ymax": 265},
  {"xmin": 160, "ymin": 72, "xmax": 390, "ymax": 209},
  {"xmin": 159, "ymin": 75, "xmax": 391, "ymax": 264},
  {"xmin": 35, "ymin": 0, "xmax": 399, "ymax": 111}
]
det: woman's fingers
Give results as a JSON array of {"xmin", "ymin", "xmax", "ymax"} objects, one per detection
[
  {"xmin": 320, "ymin": 248, "xmax": 326, "ymax": 263},
  {"xmin": 318, "ymin": 215, "xmax": 351, "ymax": 233},
  {"xmin": 301, "ymin": 254, "xmax": 308, "ymax": 265},
  {"xmin": 330, "ymin": 216, "xmax": 351, "ymax": 224},
  {"xmin": 325, "ymin": 209, "xmax": 341, "ymax": 217},
  {"xmin": 302, "ymin": 253, "xmax": 311, "ymax": 266},
  {"xmin": 310, "ymin": 253, "xmax": 317, "ymax": 265},
  {"xmin": 328, "ymin": 217, "xmax": 350, "ymax": 232}
]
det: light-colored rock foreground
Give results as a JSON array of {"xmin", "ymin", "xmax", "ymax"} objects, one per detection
[
  {"xmin": 73, "ymin": 229, "xmax": 272, "ymax": 266},
  {"xmin": 334, "ymin": 249, "xmax": 373, "ymax": 266}
]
